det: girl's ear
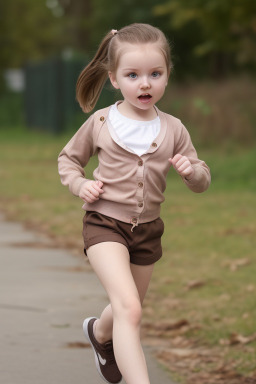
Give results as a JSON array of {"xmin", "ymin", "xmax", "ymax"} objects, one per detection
[{"xmin": 108, "ymin": 71, "xmax": 119, "ymax": 89}]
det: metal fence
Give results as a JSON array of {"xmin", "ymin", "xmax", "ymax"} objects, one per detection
[{"xmin": 24, "ymin": 56, "xmax": 118, "ymax": 133}]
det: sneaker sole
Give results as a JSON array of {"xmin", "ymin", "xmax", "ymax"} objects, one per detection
[{"xmin": 83, "ymin": 317, "xmax": 111, "ymax": 384}]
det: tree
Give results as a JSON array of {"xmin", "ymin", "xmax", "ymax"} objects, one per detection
[
  {"xmin": 74, "ymin": 0, "xmax": 168, "ymax": 51},
  {"xmin": 57, "ymin": 0, "xmax": 92, "ymax": 51},
  {"xmin": 154, "ymin": 0, "xmax": 256, "ymax": 77},
  {"xmin": 0, "ymin": 0, "xmax": 65, "ymax": 69}
]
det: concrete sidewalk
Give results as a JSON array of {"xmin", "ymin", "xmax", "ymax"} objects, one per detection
[{"xmin": 0, "ymin": 213, "xmax": 174, "ymax": 384}]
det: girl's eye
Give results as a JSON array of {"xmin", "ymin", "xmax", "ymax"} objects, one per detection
[
  {"xmin": 128, "ymin": 73, "xmax": 137, "ymax": 79},
  {"xmin": 152, "ymin": 71, "xmax": 160, "ymax": 78}
]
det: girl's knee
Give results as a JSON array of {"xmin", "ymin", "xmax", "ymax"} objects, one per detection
[
  {"xmin": 114, "ymin": 297, "xmax": 142, "ymax": 326},
  {"xmin": 124, "ymin": 298, "xmax": 142, "ymax": 326}
]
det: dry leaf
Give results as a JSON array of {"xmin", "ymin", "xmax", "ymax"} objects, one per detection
[
  {"xmin": 230, "ymin": 333, "xmax": 256, "ymax": 345},
  {"xmin": 164, "ymin": 319, "xmax": 190, "ymax": 330},
  {"xmin": 220, "ymin": 332, "xmax": 256, "ymax": 346},
  {"xmin": 246, "ymin": 284, "xmax": 255, "ymax": 292},
  {"xmin": 171, "ymin": 336, "xmax": 191, "ymax": 347},
  {"xmin": 222, "ymin": 258, "xmax": 251, "ymax": 271},
  {"xmin": 143, "ymin": 319, "xmax": 189, "ymax": 332},
  {"xmin": 230, "ymin": 258, "xmax": 250, "ymax": 271},
  {"xmin": 164, "ymin": 348, "xmax": 195, "ymax": 357},
  {"xmin": 64, "ymin": 342, "xmax": 90, "ymax": 348},
  {"xmin": 186, "ymin": 280, "xmax": 206, "ymax": 290}
]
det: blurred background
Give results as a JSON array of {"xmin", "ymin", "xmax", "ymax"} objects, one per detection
[{"xmin": 0, "ymin": 0, "xmax": 256, "ymax": 141}]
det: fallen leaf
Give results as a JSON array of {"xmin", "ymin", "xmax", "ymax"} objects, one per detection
[
  {"xmin": 246, "ymin": 284, "xmax": 255, "ymax": 292},
  {"xmin": 143, "ymin": 319, "xmax": 189, "ymax": 332},
  {"xmin": 64, "ymin": 342, "xmax": 90, "ymax": 349},
  {"xmin": 220, "ymin": 332, "xmax": 256, "ymax": 346},
  {"xmin": 171, "ymin": 336, "xmax": 191, "ymax": 347},
  {"xmin": 163, "ymin": 319, "xmax": 190, "ymax": 330},
  {"xmin": 230, "ymin": 333, "xmax": 256, "ymax": 345},
  {"xmin": 186, "ymin": 280, "xmax": 206, "ymax": 290},
  {"xmin": 230, "ymin": 258, "xmax": 250, "ymax": 271},
  {"xmin": 164, "ymin": 348, "xmax": 195, "ymax": 357}
]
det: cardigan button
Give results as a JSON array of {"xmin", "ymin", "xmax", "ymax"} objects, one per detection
[
  {"xmin": 151, "ymin": 142, "xmax": 157, "ymax": 148},
  {"xmin": 138, "ymin": 160, "xmax": 143, "ymax": 166},
  {"xmin": 138, "ymin": 182, "xmax": 143, "ymax": 188},
  {"xmin": 138, "ymin": 202, "xmax": 143, "ymax": 208},
  {"xmin": 100, "ymin": 116, "xmax": 105, "ymax": 122}
]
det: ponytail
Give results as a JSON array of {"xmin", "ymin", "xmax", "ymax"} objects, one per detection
[{"xmin": 76, "ymin": 31, "xmax": 114, "ymax": 113}]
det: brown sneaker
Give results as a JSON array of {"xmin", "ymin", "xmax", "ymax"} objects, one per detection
[{"xmin": 83, "ymin": 317, "xmax": 122, "ymax": 384}]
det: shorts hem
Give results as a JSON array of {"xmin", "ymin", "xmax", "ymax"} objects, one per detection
[
  {"xmin": 130, "ymin": 252, "xmax": 162, "ymax": 266},
  {"xmin": 84, "ymin": 234, "xmax": 128, "ymax": 255}
]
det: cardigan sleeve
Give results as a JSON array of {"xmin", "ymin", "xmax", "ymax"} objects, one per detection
[
  {"xmin": 174, "ymin": 123, "xmax": 211, "ymax": 193},
  {"xmin": 58, "ymin": 113, "xmax": 97, "ymax": 196}
]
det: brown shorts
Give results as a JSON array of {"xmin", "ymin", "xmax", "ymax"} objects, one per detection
[{"xmin": 82, "ymin": 211, "xmax": 164, "ymax": 265}]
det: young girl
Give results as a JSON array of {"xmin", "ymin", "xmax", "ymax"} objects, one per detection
[{"xmin": 58, "ymin": 23, "xmax": 210, "ymax": 384}]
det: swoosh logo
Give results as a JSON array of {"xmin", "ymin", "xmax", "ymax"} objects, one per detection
[{"xmin": 98, "ymin": 353, "xmax": 107, "ymax": 366}]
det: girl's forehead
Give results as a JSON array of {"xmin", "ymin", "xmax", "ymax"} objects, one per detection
[
  {"xmin": 118, "ymin": 42, "xmax": 161, "ymax": 55},
  {"xmin": 117, "ymin": 43, "xmax": 166, "ymax": 66}
]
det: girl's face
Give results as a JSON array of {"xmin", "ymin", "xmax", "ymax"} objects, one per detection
[{"xmin": 109, "ymin": 43, "xmax": 169, "ymax": 119}]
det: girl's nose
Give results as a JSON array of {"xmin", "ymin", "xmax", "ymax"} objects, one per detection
[{"xmin": 140, "ymin": 76, "xmax": 150, "ymax": 89}]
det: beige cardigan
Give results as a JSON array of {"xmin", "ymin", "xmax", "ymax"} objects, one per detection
[{"xmin": 58, "ymin": 105, "xmax": 211, "ymax": 226}]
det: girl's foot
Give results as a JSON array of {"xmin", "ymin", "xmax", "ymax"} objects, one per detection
[{"xmin": 83, "ymin": 317, "xmax": 122, "ymax": 384}]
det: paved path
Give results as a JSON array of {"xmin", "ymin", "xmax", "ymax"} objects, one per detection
[{"xmin": 0, "ymin": 214, "xmax": 175, "ymax": 384}]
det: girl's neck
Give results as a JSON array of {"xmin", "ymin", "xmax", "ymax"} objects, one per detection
[{"xmin": 117, "ymin": 101, "xmax": 157, "ymax": 121}]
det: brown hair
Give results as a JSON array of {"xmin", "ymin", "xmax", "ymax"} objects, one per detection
[{"xmin": 76, "ymin": 23, "xmax": 172, "ymax": 113}]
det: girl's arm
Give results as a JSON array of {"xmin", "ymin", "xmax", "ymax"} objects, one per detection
[
  {"xmin": 58, "ymin": 114, "xmax": 97, "ymax": 196},
  {"xmin": 169, "ymin": 124, "xmax": 211, "ymax": 193}
]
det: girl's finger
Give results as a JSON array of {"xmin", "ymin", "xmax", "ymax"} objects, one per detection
[
  {"xmin": 86, "ymin": 188, "xmax": 99, "ymax": 198},
  {"xmin": 91, "ymin": 182, "xmax": 104, "ymax": 194},
  {"xmin": 177, "ymin": 160, "xmax": 190, "ymax": 173}
]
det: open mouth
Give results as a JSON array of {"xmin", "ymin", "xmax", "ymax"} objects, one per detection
[{"xmin": 138, "ymin": 94, "xmax": 152, "ymax": 101}]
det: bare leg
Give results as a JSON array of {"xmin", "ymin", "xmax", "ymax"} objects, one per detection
[
  {"xmin": 94, "ymin": 261, "xmax": 154, "ymax": 343},
  {"xmin": 93, "ymin": 304, "xmax": 113, "ymax": 343},
  {"xmin": 87, "ymin": 242, "xmax": 153, "ymax": 384}
]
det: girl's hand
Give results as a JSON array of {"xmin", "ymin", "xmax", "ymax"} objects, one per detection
[
  {"xmin": 79, "ymin": 180, "xmax": 104, "ymax": 203},
  {"xmin": 169, "ymin": 154, "xmax": 195, "ymax": 180}
]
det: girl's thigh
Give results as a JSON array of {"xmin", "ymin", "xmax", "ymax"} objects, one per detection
[{"xmin": 87, "ymin": 242, "xmax": 141, "ymax": 308}]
